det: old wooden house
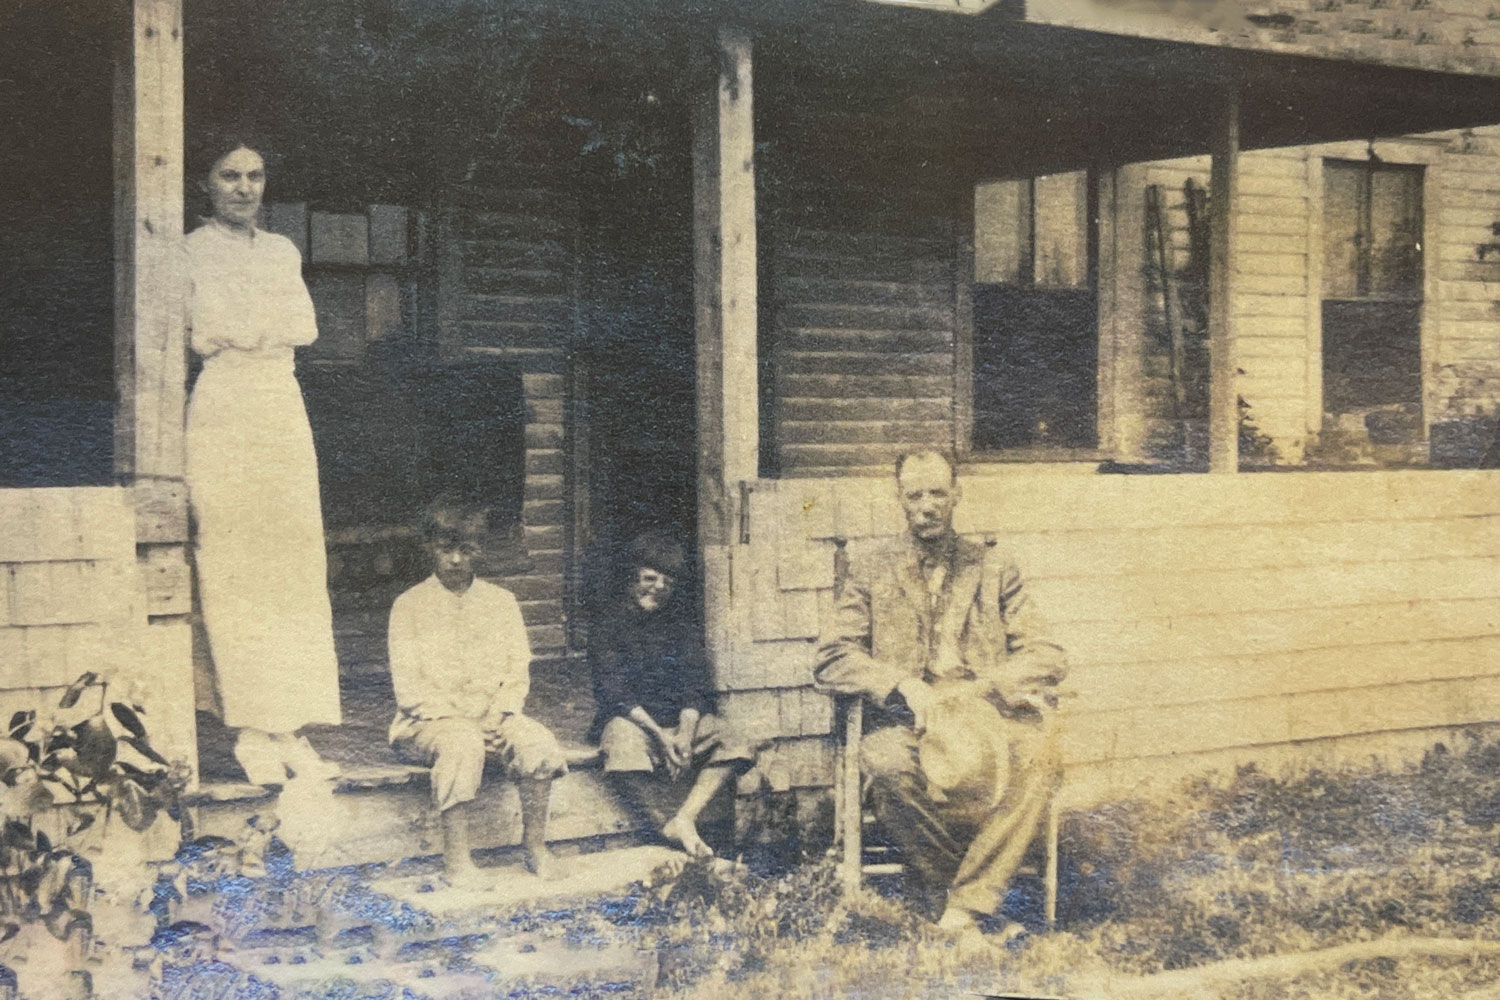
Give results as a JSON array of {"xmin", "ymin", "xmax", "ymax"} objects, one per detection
[{"xmin": 5, "ymin": 0, "xmax": 1500, "ymax": 866}]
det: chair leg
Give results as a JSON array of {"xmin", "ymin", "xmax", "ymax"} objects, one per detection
[
  {"xmin": 839, "ymin": 699, "xmax": 863, "ymax": 894},
  {"xmin": 1044, "ymin": 792, "xmax": 1059, "ymax": 930}
]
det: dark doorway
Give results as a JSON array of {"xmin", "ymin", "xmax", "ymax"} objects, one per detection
[{"xmin": 575, "ymin": 90, "xmax": 699, "ymax": 623}]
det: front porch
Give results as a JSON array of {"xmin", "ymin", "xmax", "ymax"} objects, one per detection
[{"xmin": 6, "ymin": 0, "xmax": 1493, "ymax": 874}]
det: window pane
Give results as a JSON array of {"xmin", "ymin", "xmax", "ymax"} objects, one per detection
[
  {"xmin": 972, "ymin": 285, "xmax": 1097, "ymax": 450},
  {"xmin": 974, "ymin": 180, "xmax": 1028, "ymax": 284},
  {"xmin": 1368, "ymin": 166, "xmax": 1423, "ymax": 299},
  {"xmin": 1033, "ymin": 172, "xmax": 1087, "ymax": 289},
  {"xmin": 1323, "ymin": 160, "xmax": 1363, "ymax": 299}
]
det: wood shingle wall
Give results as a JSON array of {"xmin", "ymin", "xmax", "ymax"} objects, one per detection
[
  {"xmin": 721, "ymin": 470, "xmax": 1500, "ymax": 808},
  {"xmin": 0, "ymin": 488, "xmax": 195, "ymax": 773}
]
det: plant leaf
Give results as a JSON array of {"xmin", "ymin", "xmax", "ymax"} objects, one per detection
[
  {"xmin": 109, "ymin": 703, "xmax": 146, "ymax": 739},
  {"xmin": 0, "ymin": 923, "xmax": 16, "ymax": 944},
  {"xmin": 113, "ymin": 778, "xmax": 159, "ymax": 833},
  {"xmin": 0, "ymin": 738, "xmax": 30, "ymax": 777},
  {"xmin": 35, "ymin": 831, "xmax": 50, "ymax": 854},
  {"xmin": 72, "ymin": 719, "xmax": 116, "ymax": 779},
  {"xmin": 2, "ymin": 821, "xmax": 31, "ymax": 850},
  {"xmin": 57, "ymin": 673, "xmax": 98, "ymax": 711},
  {"xmin": 66, "ymin": 813, "xmax": 95, "ymax": 838},
  {"xmin": 123, "ymin": 737, "xmax": 168, "ymax": 767},
  {"xmin": 7, "ymin": 712, "xmax": 29, "ymax": 736}
]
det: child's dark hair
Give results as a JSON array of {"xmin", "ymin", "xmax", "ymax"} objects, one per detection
[
  {"xmin": 420, "ymin": 493, "xmax": 489, "ymax": 544},
  {"xmin": 626, "ymin": 529, "xmax": 687, "ymax": 580}
]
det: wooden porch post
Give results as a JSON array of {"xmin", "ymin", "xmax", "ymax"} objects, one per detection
[
  {"xmin": 693, "ymin": 26, "xmax": 758, "ymax": 672},
  {"xmin": 1208, "ymin": 86, "xmax": 1240, "ymax": 473},
  {"xmin": 114, "ymin": 0, "xmax": 197, "ymax": 775},
  {"xmin": 115, "ymin": 0, "xmax": 186, "ymax": 500}
]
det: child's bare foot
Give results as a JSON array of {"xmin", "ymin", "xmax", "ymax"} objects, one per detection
[
  {"xmin": 524, "ymin": 846, "xmax": 565, "ymax": 881},
  {"xmin": 662, "ymin": 816, "xmax": 714, "ymax": 859}
]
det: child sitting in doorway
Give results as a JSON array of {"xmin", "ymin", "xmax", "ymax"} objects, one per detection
[
  {"xmin": 588, "ymin": 531, "xmax": 760, "ymax": 858},
  {"xmin": 388, "ymin": 495, "xmax": 568, "ymax": 886}
]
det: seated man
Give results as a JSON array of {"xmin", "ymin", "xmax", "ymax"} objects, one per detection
[
  {"xmin": 588, "ymin": 531, "xmax": 758, "ymax": 859},
  {"xmin": 388, "ymin": 496, "xmax": 569, "ymax": 886},
  {"xmin": 813, "ymin": 451, "xmax": 1067, "ymax": 935}
]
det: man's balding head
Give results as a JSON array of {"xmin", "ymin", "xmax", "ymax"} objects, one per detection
[{"xmin": 894, "ymin": 451, "xmax": 960, "ymax": 543}]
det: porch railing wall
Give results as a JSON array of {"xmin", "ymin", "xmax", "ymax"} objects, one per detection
[
  {"xmin": 0, "ymin": 488, "xmax": 195, "ymax": 775},
  {"xmin": 719, "ymin": 469, "xmax": 1500, "ymax": 811}
]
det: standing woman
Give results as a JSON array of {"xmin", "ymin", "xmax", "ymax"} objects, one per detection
[{"xmin": 185, "ymin": 137, "xmax": 341, "ymax": 784}]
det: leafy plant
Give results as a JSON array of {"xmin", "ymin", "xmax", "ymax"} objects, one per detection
[{"xmin": 0, "ymin": 672, "xmax": 188, "ymax": 958}]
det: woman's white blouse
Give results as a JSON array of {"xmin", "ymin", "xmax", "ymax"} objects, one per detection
[{"xmin": 185, "ymin": 221, "xmax": 319, "ymax": 358}]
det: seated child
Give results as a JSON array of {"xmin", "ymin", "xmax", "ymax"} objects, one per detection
[
  {"xmin": 388, "ymin": 496, "xmax": 568, "ymax": 885},
  {"xmin": 588, "ymin": 531, "xmax": 759, "ymax": 859}
]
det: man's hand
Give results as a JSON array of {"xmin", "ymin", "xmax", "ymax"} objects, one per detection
[
  {"xmin": 663, "ymin": 725, "xmax": 694, "ymax": 780},
  {"xmin": 895, "ymin": 677, "xmax": 939, "ymax": 733},
  {"xmin": 480, "ymin": 708, "xmax": 513, "ymax": 742}
]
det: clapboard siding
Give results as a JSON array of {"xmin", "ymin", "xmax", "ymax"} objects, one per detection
[
  {"xmin": 722, "ymin": 470, "xmax": 1500, "ymax": 795},
  {"xmin": 445, "ymin": 187, "xmax": 577, "ymax": 657},
  {"xmin": 1119, "ymin": 127, "xmax": 1500, "ymax": 464},
  {"xmin": 1130, "ymin": 151, "xmax": 1313, "ymax": 463},
  {"xmin": 764, "ymin": 183, "xmax": 957, "ymax": 475},
  {"xmin": 0, "ymin": 488, "xmax": 195, "ymax": 774}
]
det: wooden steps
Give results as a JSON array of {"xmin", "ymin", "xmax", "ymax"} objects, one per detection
[{"xmin": 189, "ymin": 744, "xmax": 636, "ymax": 871}]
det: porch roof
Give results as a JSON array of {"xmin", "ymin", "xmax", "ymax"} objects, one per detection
[
  {"xmin": 744, "ymin": 1, "xmax": 1500, "ymax": 180},
  {"xmin": 190, "ymin": 0, "xmax": 1500, "ymax": 192}
]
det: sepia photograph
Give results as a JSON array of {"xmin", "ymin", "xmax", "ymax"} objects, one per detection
[{"xmin": 5, "ymin": 0, "xmax": 1500, "ymax": 996}]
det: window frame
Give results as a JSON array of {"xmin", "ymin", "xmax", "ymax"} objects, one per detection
[
  {"xmin": 956, "ymin": 169, "xmax": 1112, "ymax": 465},
  {"xmin": 1308, "ymin": 140, "xmax": 1442, "ymax": 443}
]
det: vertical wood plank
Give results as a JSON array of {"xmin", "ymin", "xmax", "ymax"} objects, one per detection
[
  {"xmin": 694, "ymin": 25, "xmax": 759, "ymax": 550},
  {"xmin": 1095, "ymin": 168, "xmax": 1118, "ymax": 456},
  {"xmin": 113, "ymin": 0, "xmax": 186, "ymax": 487},
  {"xmin": 695, "ymin": 27, "xmax": 759, "ymax": 692},
  {"xmin": 1420, "ymin": 157, "xmax": 1444, "ymax": 443},
  {"xmin": 953, "ymin": 183, "xmax": 976, "ymax": 458},
  {"xmin": 1111, "ymin": 164, "xmax": 1151, "ymax": 462},
  {"xmin": 1304, "ymin": 150, "xmax": 1325, "ymax": 437},
  {"xmin": 436, "ymin": 207, "xmax": 464, "ymax": 359},
  {"xmin": 1209, "ymin": 89, "xmax": 1241, "ymax": 474},
  {"xmin": 565, "ymin": 198, "xmax": 589, "ymax": 652}
]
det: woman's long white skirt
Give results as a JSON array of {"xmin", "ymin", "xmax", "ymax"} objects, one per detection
[{"xmin": 186, "ymin": 350, "xmax": 342, "ymax": 732}]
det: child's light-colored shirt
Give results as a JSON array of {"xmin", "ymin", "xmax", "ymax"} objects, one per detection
[{"xmin": 387, "ymin": 575, "xmax": 532, "ymax": 743}]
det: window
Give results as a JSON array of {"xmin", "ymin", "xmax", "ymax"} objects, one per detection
[
  {"xmin": 1321, "ymin": 159, "xmax": 1424, "ymax": 435},
  {"xmin": 265, "ymin": 202, "xmax": 525, "ymax": 558},
  {"xmin": 969, "ymin": 172, "xmax": 1098, "ymax": 452},
  {"xmin": 263, "ymin": 203, "xmax": 424, "ymax": 363}
]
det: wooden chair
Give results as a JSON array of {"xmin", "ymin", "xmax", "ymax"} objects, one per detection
[{"xmin": 828, "ymin": 538, "xmax": 1062, "ymax": 929}]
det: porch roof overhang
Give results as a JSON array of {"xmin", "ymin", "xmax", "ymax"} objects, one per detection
[
  {"xmin": 190, "ymin": 0, "xmax": 1500, "ymax": 188},
  {"xmin": 738, "ymin": 0, "xmax": 1500, "ymax": 179}
]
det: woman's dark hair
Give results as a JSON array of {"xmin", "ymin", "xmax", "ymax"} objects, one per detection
[{"xmin": 187, "ymin": 130, "xmax": 276, "ymax": 185}]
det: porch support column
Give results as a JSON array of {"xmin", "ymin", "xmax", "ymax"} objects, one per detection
[
  {"xmin": 693, "ymin": 27, "xmax": 758, "ymax": 672},
  {"xmin": 115, "ymin": 0, "xmax": 186, "ymax": 501},
  {"xmin": 1208, "ymin": 87, "xmax": 1240, "ymax": 473},
  {"xmin": 114, "ymin": 0, "xmax": 196, "ymax": 776}
]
